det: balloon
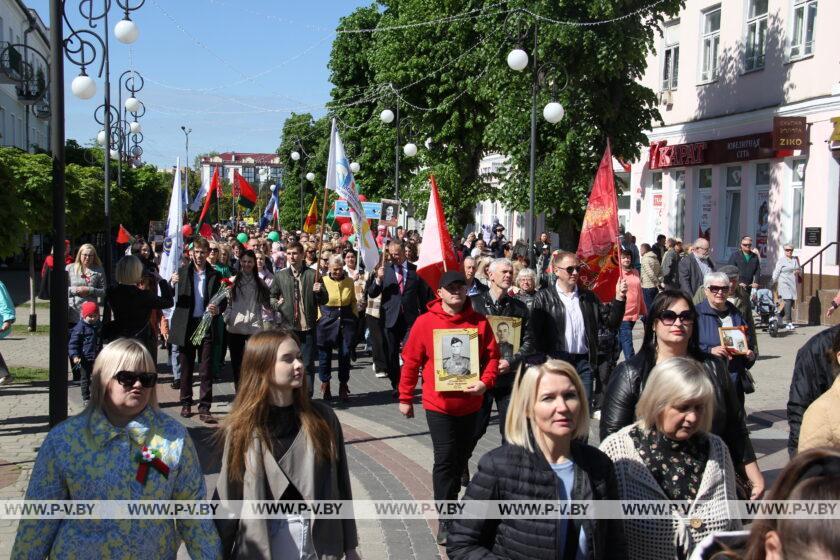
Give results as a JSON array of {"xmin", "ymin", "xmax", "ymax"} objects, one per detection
[
  {"xmin": 236, "ymin": 232, "xmax": 248, "ymax": 244},
  {"xmin": 267, "ymin": 231, "xmax": 280, "ymax": 242},
  {"xmin": 335, "ymin": 216, "xmax": 351, "ymax": 226},
  {"xmin": 340, "ymin": 222, "xmax": 353, "ymax": 236},
  {"xmin": 358, "ymin": 194, "xmax": 367, "ymax": 202},
  {"xmin": 181, "ymin": 224, "xmax": 193, "ymax": 237}
]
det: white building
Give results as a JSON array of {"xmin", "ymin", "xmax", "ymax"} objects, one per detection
[
  {"xmin": 199, "ymin": 151, "xmax": 283, "ymax": 188},
  {"xmin": 0, "ymin": 0, "xmax": 49, "ymax": 152},
  {"xmin": 627, "ymin": 0, "xmax": 839, "ymax": 289}
]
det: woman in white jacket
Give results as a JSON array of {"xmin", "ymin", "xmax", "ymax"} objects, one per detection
[
  {"xmin": 771, "ymin": 244, "xmax": 801, "ymax": 330},
  {"xmin": 600, "ymin": 357, "xmax": 740, "ymax": 560}
]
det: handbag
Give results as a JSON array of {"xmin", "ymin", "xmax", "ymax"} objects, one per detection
[{"xmin": 740, "ymin": 368, "xmax": 756, "ymax": 395}]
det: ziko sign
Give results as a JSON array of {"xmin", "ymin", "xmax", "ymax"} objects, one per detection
[
  {"xmin": 649, "ymin": 132, "xmax": 777, "ymax": 169},
  {"xmin": 772, "ymin": 116, "xmax": 807, "ymax": 149}
]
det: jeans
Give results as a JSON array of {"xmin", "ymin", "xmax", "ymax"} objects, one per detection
[
  {"xmin": 227, "ymin": 332, "xmax": 251, "ymax": 390},
  {"xmin": 295, "ymin": 329, "xmax": 317, "ymax": 398},
  {"xmin": 554, "ymin": 351, "xmax": 594, "ymax": 407},
  {"xmin": 642, "ymin": 287, "xmax": 658, "ymax": 318},
  {"xmin": 170, "ymin": 344, "xmax": 181, "ymax": 381},
  {"xmin": 618, "ymin": 320, "xmax": 636, "ymax": 361},
  {"xmin": 426, "ymin": 409, "xmax": 478, "ymax": 502},
  {"xmin": 318, "ymin": 337, "xmax": 351, "ymax": 384}
]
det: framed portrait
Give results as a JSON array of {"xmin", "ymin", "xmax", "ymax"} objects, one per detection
[
  {"xmin": 719, "ymin": 326, "xmax": 749, "ymax": 356},
  {"xmin": 379, "ymin": 199, "xmax": 400, "ymax": 227},
  {"xmin": 487, "ymin": 316, "xmax": 521, "ymax": 362},
  {"xmin": 433, "ymin": 328, "xmax": 480, "ymax": 391}
]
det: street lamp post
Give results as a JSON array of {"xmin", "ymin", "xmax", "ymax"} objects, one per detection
[
  {"xmin": 291, "ymin": 142, "xmax": 315, "ymax": 231},
  {"xmin": 181, "ymin": 126, "xmax": 192, "ymax": 197},
  {"xmin": 380, "ymin": 102, "xmax": 418, "ymax": 231},
  {"xmin": 507, "ymin": 20, "xmax": 565, "ymax": 267}
]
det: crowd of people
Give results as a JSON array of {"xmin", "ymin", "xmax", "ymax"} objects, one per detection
[{"xmin": 6, "ymin": 220, "xmax": 840, "ymax": 560}]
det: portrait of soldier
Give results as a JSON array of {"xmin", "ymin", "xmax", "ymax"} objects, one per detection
[
  {"xmin": 495, "ymin": 321, "xmax": 513, "ymax": 361},
  {"xmin": 442, "ymin": 336, "xmax": 471, "ymax": 375}
]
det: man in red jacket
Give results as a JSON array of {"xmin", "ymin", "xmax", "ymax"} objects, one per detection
[{"xmin": 398, "ymin": 270, "xmax": 500, "ymax": 546}]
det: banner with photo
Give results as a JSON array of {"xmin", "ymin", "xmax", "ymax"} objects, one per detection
[{"xmin": 333, "ymin": 200, "xmax": 383, "ymax": 220}]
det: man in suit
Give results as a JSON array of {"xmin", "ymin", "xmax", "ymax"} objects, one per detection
[
  {"xmin": 367, "ymin": 240, "xmax": 432, "ymax": 395},
  {"xmin": 269, "ymin": 241, "xmax": 321, "ymax": 397},
  {"xmin": 168, "ymin": 237, "xmax": 223, "ymax": 424},
  {"xmin": 678, "ymin": 236, "xmax": 715, "ymax": 297}
]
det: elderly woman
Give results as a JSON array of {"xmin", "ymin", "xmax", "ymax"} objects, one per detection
[
  {"xmin": 447, "ymin": 360, "xmax": 627, "ymax": 559},
  {"xmin": 315, "ymin": 254, "xmax": 356, "ymax": 402},
  {"xmin": 696, "ymin": 272, "xmax": 756, "ymax": 408},
  {"xmin": 215, "ymin": 329, "xmax": 359, "ymax": 559},
  {"xmin": 600, "ymin": 357, "xmax": 741, "ymax": 560},
  {"xmin": 772, "ymin": 244, "xmax": 801, "ymax": 330},
  {"xmin": 66, "ymin": 243, "xmax": 105, "ymax": 327},
  {"xmin": 513, "ymin": 267, "xmax": 538, "ymax": 310},
  {"xmin": 11, "ymin": 338, "xmax": 221, "ymax": 559}
]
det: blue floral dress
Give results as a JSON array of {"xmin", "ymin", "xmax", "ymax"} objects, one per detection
[{"xmin": 12, "ymin": 406, "xmax": 222, "ymax": 559}]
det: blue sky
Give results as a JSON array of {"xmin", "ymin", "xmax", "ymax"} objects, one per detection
[{"xmin": 29, "ymin": 0, "xmax": 369, "ymax": 167}]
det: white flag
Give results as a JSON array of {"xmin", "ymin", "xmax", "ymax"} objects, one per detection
[
  {"xmin": 189, "ymin": 173, "xmax": 210, "ymax": 212},
  {"xmin": 159, "ymin": 158, "xmax": 184, "ymax": 283},
  {"xmin": 326, "ymin": 119, "xmax": 379, "ymax": 271}
]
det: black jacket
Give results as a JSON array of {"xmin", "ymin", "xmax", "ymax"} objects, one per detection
[
  {"xmin": 599, "ymin": 351, "xmax": 756, "ymax": 466},
  {"xmin": 106, "ymin": 280, "xmax": 174, "ymax": 341},
  {"xmin": 366, "ymin": 260, "xmax": 432, "ymax": 329},
  {"xmin": 529, "ymin": 285, "xmax": 625, "ymax": 368},
  {"xmin": 447, "ymin": 439, "xmax": 628, "ymax": 560},
  {"xmin": 470, "ymin": 290, "xmax": 534, "ymax": 390},
  {"xmin": 787, "ymin": 324, "xmax": 840, "ymax": 456},
  {"xmin": 727, "ymin": 251, "xmax": 761, "ymax": 286}
]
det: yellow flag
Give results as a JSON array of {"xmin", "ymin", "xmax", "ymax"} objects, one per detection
[{"xmin": 303, "ymin": 197, "xmax": 318, "ymax": 233}]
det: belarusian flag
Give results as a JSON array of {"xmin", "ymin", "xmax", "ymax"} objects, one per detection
[
  {"xmin": 197, "ymin": 167, "xmax": 220, "ymax": 226},
  {"xmin": 234, "ymin": 170, "xmax": 257, "ymax": 209},
  {"xmin": 303, "ymin": 196, "xmax": 318, "ymax": 234}
]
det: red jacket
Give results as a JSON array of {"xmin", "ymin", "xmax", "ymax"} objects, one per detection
[{"xmin": 399, "ymin": 298, "xmax": 499, "ymax": 416}]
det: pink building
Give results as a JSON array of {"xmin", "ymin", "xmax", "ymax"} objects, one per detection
[{"xmin": 627, "ymin": 0, "xmax": 839, "ymax": 294}]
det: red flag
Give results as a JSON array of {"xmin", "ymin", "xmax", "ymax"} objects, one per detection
[
  {"xmin": 416, "ymin": 175, "xmax": 460, "ymax": 290},
  {"xmin": 577, "ymin": 140, "xmax": 621, "ymax": 303},
  {"xmin": 234, "ymin": 170, "xmax": 257, "ymax": 209},
  {"xmin": 197, "ymin": 167, "xmax": 219, "ymax": 226},
  {"xmin": 199, "ymin": 223, "xmax": 214, "ymax": 240},
  {"xmin": 116, "ymin": 225, "xmax": 132, "ymax": 244}
]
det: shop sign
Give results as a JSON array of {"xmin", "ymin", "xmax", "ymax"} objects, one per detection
[
  {"xmin": 805, "ymin": 227, "xmax": 822, "ymax": 246},
  {"xmin": 649, "ymin": 133, "xmax": 778, "ymax": 169},
  {"xmin": 772, "ymin": 116, "xmax": 807, "ymax": 149}
]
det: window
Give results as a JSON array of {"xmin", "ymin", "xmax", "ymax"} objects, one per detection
[
  {"xmin": 242, "ymin": 166, "xmax": 255, "ymax": 183},
  {"xmin": 725, "ymin": 166, "xmax": 742, "ymax": 251},
  {"xmin": 790, "ymin": 0, "xmax": 817, "ymax": 59},
  {"xmin": 661, "ymin": 21, "xmax": 680, "ymax": 90},
  {"xmin": 699, "ymin": 167, "xmax": 713, "ymax": 188},
  {"xmin": 700, "ymin": 6, "xmax": 721, "ymax": 81},
  {"xmin": 651, "ymin": 171, "xmax": 663, "ymax": 190},
  {"xmin": 672, "ymin": 170, "xmax": 686, "ymax": 240},
  {"xmin": 791, "ymin": 158, "xmax": 806, "ymax": 247},
  {"xmin": 745, "ymin": 0, "xmax": 768, "ymax": 71}
]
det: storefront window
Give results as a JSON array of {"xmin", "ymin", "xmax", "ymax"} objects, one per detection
[
  {"xmin": 791, "ymin": 158, "xmax": 806, "ymax": 248},
  {"xmin": 699, "ymin": 168, "xmax": 712, "ymax": 188},
  {"xmin": 651, "ymin": 171, "xmax": 663, "ymax": 190},
  {"xmin": 672, "ymin": 170, "xmax": 686, "ymax": 241},
  {"xmin": 755, "ymin": 163, "xmax": 770, "ymax": 258},
  {"xmin": 725, "ymin": 166, "xmax": 742, "ymax": 253}
]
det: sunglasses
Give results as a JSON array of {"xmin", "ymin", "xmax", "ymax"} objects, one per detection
[
  {"xmin": 562, "ymin": 265, "xmax": 583, "ymax": 274},
  {"xmin": 113, "ymin": 370, "xmax": 158, "ymax": 389},
  {"xmin": 658, "ymin": 310, "xmax": 697, "ymax": 326},
  {"xmin": 741, "ymin": 243, "xmax": 752, "ymax": 248},
  {"xmin": 707, "ymin": 285, "xmax": 729, "ymax": 294},
  {"xmin": 209, "ymin": 248, "xmax": 219, "ymax": 253}
]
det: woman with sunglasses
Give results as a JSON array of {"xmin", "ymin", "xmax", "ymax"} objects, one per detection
[
  {"xmin": 304, "ymin": 244, "xmax": 318, "ymax": 268},
  {"xmin": 600, "ymin": 288, "xmax": 764, "ymax": 500},
  {"xmin": 12, "ymin": 338, "xmax": 221, "ymax": 559},
  {"xmin": 214, "ymin": 328, "xmax": 359, "ymax": 559},
  {"xmin": 771, "ymin": 244, "xmax": 801, "ymax": 330}
]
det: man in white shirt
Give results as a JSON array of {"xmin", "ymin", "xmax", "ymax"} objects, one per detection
[{"xmin": 529, "ymin": 251, "xmax": 627, "ymax": 406}]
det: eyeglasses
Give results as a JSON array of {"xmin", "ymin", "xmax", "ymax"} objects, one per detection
[
  {"xmin": 658, "ymin": 310, "xmax": 697, "ymax": 325},
  {"xmin": 706, "ymin": 285, "xmax": 729, "ymax": 294},
  {"xmin": 784, "ymin": 248, "xmax": 794, "ymax": 252},
  {"xmin": 113, "ymin": 370, "xmax": 157, "ymax": 389},
  {"xmin": 741, "ymin": 243, "xmax": 752, "ymax": 248}
]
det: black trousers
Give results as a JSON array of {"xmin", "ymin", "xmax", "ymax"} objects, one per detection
[
  {"xmin": 179, "ymin": 317, "xmax": 214, "ymax": 411},
  {"xmin": 366, "ymin": 315, "xmax": 388, "ymax": 374},
  {"xmin": 227, "ymin": 332, "xmax": 251, "ymax": 391},
  {"xmin": 383, "ymin": 316, "xmax": 408, "ymax": 390},
  {"xmin": 426, "ymin": 409, "xmax": 478, "ymax": 502},
  {"xmin": 470, "ymin": 386, "xmax": 512, "ymax": 453}
]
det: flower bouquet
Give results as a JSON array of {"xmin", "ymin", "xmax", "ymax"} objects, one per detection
[{"xmin": 189, "ymin": 278, "xmax": 233, "ymax": 345}]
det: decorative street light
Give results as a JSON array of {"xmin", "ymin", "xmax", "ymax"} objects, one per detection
[
  {"xmin": 349, "ymin": 161, "xmax": 360, "ymax": 174},
  {"xmin": 506, "ymin": 19, "xmax": 566, "ymax": 266},
  {"xmin": 290, "ymin": 141, "xmax": 315, "ymax": 230},
  {"xmin": 305, "ymin": 172, "xmax": 316, "ymax": 182}
]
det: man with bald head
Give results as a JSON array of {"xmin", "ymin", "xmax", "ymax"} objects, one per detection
[{"xmin": 678, "ymin": 237, "xmax": 716, "ymax": 297}]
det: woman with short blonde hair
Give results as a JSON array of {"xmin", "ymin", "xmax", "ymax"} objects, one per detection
[
  {"xmin": 12, "ymin": 338, "xmax": 220, "ymax": 558},
  {"xmin": 448, "ymin": 359, "xmax": 626, "ymax": 559},
  {"xmin": 600, "ymin": 357, "xmax": 739, "ymax": 559}
]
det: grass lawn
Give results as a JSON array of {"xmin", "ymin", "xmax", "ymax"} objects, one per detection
[
  {"xmin": 11, "ymin": 323, "xmax": 50, "ymax": 335},
  {"xmin": 9, "ymin": 366, "xmax": 50, "ymax": 383},
  {"xmin": 15, "ymin": 301, "xmax": 51, "ymax": 309}
]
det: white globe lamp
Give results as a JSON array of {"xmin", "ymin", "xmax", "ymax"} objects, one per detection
[
  {"xmin": 403, "ymin": 143, "xmax": 418, "ymax": 157},
  {"xmin": 379, "ymin": 109, "xmax": 395, "ymax": 124},
  {"xmin": 71, "ymin": 73, "xmax": 96, "ymax": 99},
  {"xmin": 543, "ymin": 102, "xmax": 565, "ymax": 124},
  {"xmin": 305, "ymin": 172, "xmax": 315, "ymax": 182},
  {"xmin": 124, "ymin": 97, "xmax": 141, "ymax": 113},
  {"xmin": 349, "ymin": 161, "xmax": 360, "ymax": 174},
  {"xmin": 129, "ymin": 121, "xmax": 142, "ymax": 134},
  {"xmin": 96, "ymin": 130, "xmax": 107, "ymax": 146},
  {"xmin": 270, "ymin": 184, "xmax": 277, "ymax": 192},
  {"xmin": 290, "ymin": 151, "xmax": 300, "ymax": 161},
  {"xmin": 114, "ymin": 18, "xmax": 140, "ymax": 44},
  {"xmin": 110, "ymin": 149, "xmax": 119, "ymax": 159},
  {"xmin": 506, "ymin": 49, "xmax": 529, "ymax": 72}
]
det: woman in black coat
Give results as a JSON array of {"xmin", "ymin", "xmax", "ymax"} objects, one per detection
[
  {"xmin": 599, "ymin": 289, "xmax": 765, "ymax": 500},
  {"xmin": 447, "ymin": 359, "xmax": 627, "ymax": 560},
  {"xmin": 106, "ymin": 255, "xmax": 174, "ymax": 357}
]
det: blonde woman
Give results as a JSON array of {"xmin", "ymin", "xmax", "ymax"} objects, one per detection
[
  {"xmin": 600, "ymin": 357, "xmax": 740, "ymax": 560},
  {"xmin": 215, "ymin": 329, "xmax": 359, "ymax": 559},
  {"xmin": 12, "ymin": 338, "xmax": 220, "ymax": 559},
  {"xmin": 66, "ymin": 243, "xmax": 105, "ymax": 324},
  {"xmin": 447, "ymin": 360, "xmax": 627, "ymax": 559}
]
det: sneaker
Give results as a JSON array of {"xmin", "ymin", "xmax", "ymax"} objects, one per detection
[
  {"xmin": 339, "ymin": 383, "xmax": 351, "ymax": 402},
  {"xmin": 180, "ymin": 406, "xmax": 192, "ymax": 418},
  {"xmin": 788, "ymin": 323, "xmax": 797, "ymax": 330},
  {"xmin": 436, "ymin": 520, "xmax": 451, "ymax": 546},
  {"xmin": 375, "ymin": 371, "xmax": 388, "ymax": 378},
  {"xmin": 171, "ymin": 380, "xmax": 181, "ymax": 390}
]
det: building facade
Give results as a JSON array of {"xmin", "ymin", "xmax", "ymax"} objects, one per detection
[
  {"xmin": 0, "ymin": 0, "xmax": 50, "ymax": 152},
  {"xmin": 199, "ymin": 151, "xmax": 283, "ymax": 188},
  {"xmin": 627, "ymin": 0, "xmax": 839, "ymax": 282}
]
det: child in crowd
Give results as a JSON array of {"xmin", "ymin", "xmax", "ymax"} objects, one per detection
[{"xmin": 68, "ymin": 301, "xmax": 102, "ymax": 405}]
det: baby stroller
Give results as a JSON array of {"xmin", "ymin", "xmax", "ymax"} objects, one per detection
[{"xmin": 752, "ymin": 287, "xmax": 779, "ymax": 338}]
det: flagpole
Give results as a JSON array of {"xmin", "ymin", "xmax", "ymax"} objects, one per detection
[{"xmin": 315, "ymin": 187, "xmax": 330, "ymax": 282}]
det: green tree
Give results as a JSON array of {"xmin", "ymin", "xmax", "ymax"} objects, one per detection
[{"xmin": 276, "ymin": 113, "xmax": 331, "ymax": 231}]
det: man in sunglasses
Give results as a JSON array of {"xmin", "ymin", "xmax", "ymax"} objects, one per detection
[
  {"xmin": 727, "ymin": 235, "xmax": 761, "ymax": 296},
  {"xmin": 529, "ymin": 251, "xmax": 627, "ymax": 406}
]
